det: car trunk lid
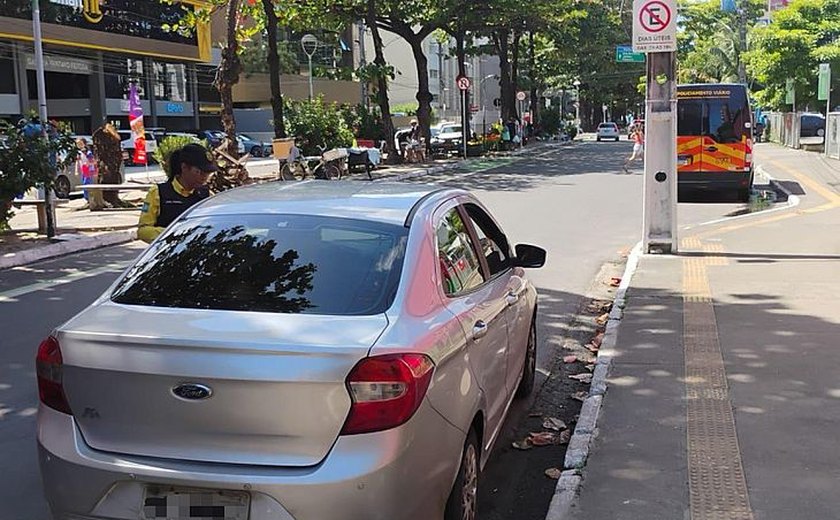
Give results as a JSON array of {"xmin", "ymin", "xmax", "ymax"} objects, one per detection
[{"xmin": 57, "ymin": 302, "xmax": 386, "ymax": 467}]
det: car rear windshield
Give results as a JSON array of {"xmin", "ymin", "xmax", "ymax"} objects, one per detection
[{"xmin": 111, "ymin": 214, "xmax": 409, "ymax": 315}]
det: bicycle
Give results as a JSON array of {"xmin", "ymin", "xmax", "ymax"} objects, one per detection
[{"xmin": 280, "ymin": 145, "xmax": 347, "ymax": 181}]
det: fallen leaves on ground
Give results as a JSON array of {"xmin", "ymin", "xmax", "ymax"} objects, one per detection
[
  {"xmin": 571, "ymin": 390, "xmax": 588, "ymax": 402},
  {"xmin": 569, "ymin": 373, "xmax": 593, "ymax": 384},
  {"xmin": 609, "ymin": 277, "xmax": 622, "ymax": 287},
  {"xmin": 545, "ymin": 468, "xmax": 562, "ymax": 479},
  {"xmin": 585, "ymin": 342, "xmax": 600, "ymax": 353},
  {"xmin": 563, "ymin": 355, "xmax": 578, "ymax": 364},
  {"xmin": 585, "ymin": 364, "xmax": 595, "ymax": 372},
  {"xmin": 595, "ymin": 313, "xmax": 610, "ymax": 325},
  {"xmin": 591, "ymin": 331, "xmax": 605, "ymax": 347},
  {"xmin": 543, "ymin": 417, "xmax": 567, "ymax": 431},
  {"xmin": 513, "ymin": 428, "xmax": 573, "ymax": 451},
  {"xmin": 586, "ymin": 299, "xmax": 613, "ymax": 314}
]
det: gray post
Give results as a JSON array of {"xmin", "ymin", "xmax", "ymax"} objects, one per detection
[
  {"xmin": 31, "ymin": 0, "xmax": 56, "ymax": 238},
  {"xmin": 642, "ymin": 52, "xmax": 678, "ymax": 254},
  {"xmin": 308, "ymin": 56, "xmax": 314, "ymax": 101}
]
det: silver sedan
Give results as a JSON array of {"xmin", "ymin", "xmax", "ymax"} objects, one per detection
[{"xmin": 37, "ymin": 181, "xmax": 545, "ymax": 520}]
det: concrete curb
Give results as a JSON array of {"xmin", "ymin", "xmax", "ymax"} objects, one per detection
[
  {"xmin": 0, "ymin": 229, "xmax": 137, "ymax": 271},
  {"xmin": 545, "ymin": 241, "xmax": 643, "ymax": 520}
]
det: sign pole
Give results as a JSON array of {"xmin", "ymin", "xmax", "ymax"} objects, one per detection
[
  {"xmin": 634, "ymin": 0, "xmax": 678, "ymax": 254},
  {"xmin": 462, "ymin": 88, "xmax": 468, "ymax": 158}
]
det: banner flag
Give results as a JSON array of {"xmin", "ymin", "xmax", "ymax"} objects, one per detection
[{"xmin": 129, "ymin": 83, "xmax": 147, "ymax": 165}]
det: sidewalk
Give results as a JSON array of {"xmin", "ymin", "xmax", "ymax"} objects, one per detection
[
  {"xmin": 563, "ymin": 143, "xmax": 840, "ymax": 519},
  {"xmin": 1, "ymin": 142, "xmax": 553, "ymax": 269}
]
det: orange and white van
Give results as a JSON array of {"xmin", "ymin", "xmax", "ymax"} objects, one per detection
[{"xmin": 677, "ymin": 84, "xmax": 754, "ymax": 201}]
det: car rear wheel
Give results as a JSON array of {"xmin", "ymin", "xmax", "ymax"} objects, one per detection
[
  {"xmin": 515, "ymin": 317, "xmax": 537, "ymax": 398},
  {"xmin": 250, "ymin": 146, "xmax": 262, "ymax": 157},
  {"xmin": 54, "ymin": 175, "xmax": 71, "ymax": 199},
  {"xmin": 444, "ymin": 429, "xmax": 479, "ymax": 520}
]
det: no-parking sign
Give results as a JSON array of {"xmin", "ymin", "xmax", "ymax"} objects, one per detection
[{"xmin": 632, "ymin": 0, "xmax": 677, "ymax": 53}]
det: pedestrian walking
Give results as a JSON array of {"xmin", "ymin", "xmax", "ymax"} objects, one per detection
[
  {"xmin": 624, "ymin": 122, "xmax": 644, "ymax": 173},
  {"xmin": 137, "ymin": 142, "xmax": 215, "ymax": 244}
]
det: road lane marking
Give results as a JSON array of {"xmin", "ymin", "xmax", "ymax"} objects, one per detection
[
  {"xmin": 0, "ymin": 261, "xmax": 128, "ymax": 302},
  {"xmin": 682, "ymin": 240, "xmax": 754, "ymax": 520}
]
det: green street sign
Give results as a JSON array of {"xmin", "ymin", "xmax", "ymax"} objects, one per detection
[
  {"xmin": 785, "ymin": 79, "xmax": 795, "ymax": 105},
  {"xmin": 818, "ymin": 63, "xmax": 831, "ymax": 101},
  {"xmin": 616, "ymin": 45, "xmax": 645, "ymax": 63}
]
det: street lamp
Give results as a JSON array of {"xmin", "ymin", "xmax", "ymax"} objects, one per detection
[
  {"xmin": 573, "ymin": 79, "xmax": 581, "ymax": 132},
  {"xmin": 479, "ymin": 74, "xmax": 499, "ymax": 138},
  {"xmin": 301, "ymin": 34, "xmax": 319, "ymax": 100}
]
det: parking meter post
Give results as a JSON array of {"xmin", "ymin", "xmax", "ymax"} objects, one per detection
[{"xmin": 642, "ymin": 51, "xmax": 678, "ymax": 254}]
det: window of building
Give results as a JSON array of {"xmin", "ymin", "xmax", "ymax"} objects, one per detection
[
  {"xmin": 104, "ymin": 58, "xmax": 145, "ymax": 99},
  {"xmin": 154, "ymin": 62, "xmax": 189, "ymax": 102},
  {"xmin": 27, "ymin": 70, "xmax": 89, "ymax": 99},
  {"xmin": 0, "ymin": 47, "xmax": 15, "ymax": 94},
  {"xmin": 196, "ymin": 66, "xmax": 220, "ymax": 103},
  {"xmin": 430, "ymin": 69, "xmax": 439, "ymax": 80}
]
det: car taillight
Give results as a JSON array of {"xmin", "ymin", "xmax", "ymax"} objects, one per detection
[
  {"xmin": 36, "ymin": 336, "xmax": 72, "ymax": 415},
  {"xmin": 340, "ymin": 354, "xmax": 434, "ymax": 435}
]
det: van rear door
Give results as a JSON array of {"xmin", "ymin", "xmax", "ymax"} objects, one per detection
[
  {"xmin": 677, "ymin": 98, "xmax": 704, "ymax": 173},
  {"xmin": 702, "ymin": 91, "xmax": 750, "ymax": 173}
]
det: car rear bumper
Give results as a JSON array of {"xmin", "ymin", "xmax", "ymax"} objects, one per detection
[
  {"xmin": 38, "ymin": 401, "xmax": 465, "ymax": 520},
  {"xmin": 678, "ymin": 170, "xmax": 752, "ymax": 191}
]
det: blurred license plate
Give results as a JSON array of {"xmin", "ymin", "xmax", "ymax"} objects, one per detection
[{"xmin": 143, "ymin": 488, "xmax": 249, "ymax": 520}]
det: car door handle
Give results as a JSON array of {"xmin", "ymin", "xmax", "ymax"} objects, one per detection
[
  {"xmin": 705, "ymin": 146, "xmax": 718, "ymax": 152},
  {"xmin": 472, "ymin": 320, "xmax": 488, "ymax": 340}
]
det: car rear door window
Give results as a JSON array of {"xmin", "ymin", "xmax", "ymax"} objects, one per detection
[
  {"xmin": 436, "ymin": 208, "xmax": 485, "ymax": 296},
  {"xmin": 111, "ymin": 214, "xmax": 408, "ymax": 315}
]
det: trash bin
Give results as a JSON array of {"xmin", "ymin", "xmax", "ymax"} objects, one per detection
[{"xmin": 272, "ymin": 138, "xmax": 295, "ymax": 160}]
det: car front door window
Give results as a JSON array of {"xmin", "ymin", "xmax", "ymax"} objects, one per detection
[
  {"xmin": 464, "ymin": 204, "xmax": 512, "ymax": 278},
  {"xmin": 436, "ymin": 208, "xmax": 485, "ymax": 296}
]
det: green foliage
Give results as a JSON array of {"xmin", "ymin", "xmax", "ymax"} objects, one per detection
[
  {"xmin": 153, "ymin": 135, "xmax": 203, "ymax": 178},
  {"xmin": 0, "ymin": 116, "xmax": 77, "ymax": 229},
  {"xmin": 241, "ymin": 34, "xmax": 301, "ymax": 75},
  {"xmin": 540, "ymin": 107, "xmax": 562, "ymax": 135},
  {"xmin": 745, "ymin": 0, "xmax": 840, "ymax": 110},
  {"xmin": 284, "ymin": 96, "xmax": 354, "ymax": 155},
  {"xmin": 340, "ymin": 104, "xmax": 387, "ymax": 141}
]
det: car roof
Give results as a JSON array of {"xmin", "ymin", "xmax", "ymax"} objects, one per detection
[{"xmin": 190, "ymin": 181, "xmax": 457, "ymax": 226}]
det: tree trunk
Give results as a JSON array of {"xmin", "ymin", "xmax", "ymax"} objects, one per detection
[
  {"xmin": 455, "ymin": 30, "xmax": 469, "ymax": 156},
  {"xmin": 529, "ymin": 31, "xmax": 539, "ymax": 128},
  {"xmin": 262, "ymin": 0, "xmax": 286, "ymax": 139},
  {"xmin": 495, "ymin": 30, "xmax": 514, "ymax": 122},
  {"xmin": 409, "ymin": 39, "xmax": 433, "ymax": 152},
  {"xmin": 511, "ymin": 30, "xmax": 522, "ymax": 121},
  {"xmin": 367, "ymin": 0, "xmax": 398, "ymax": 164},
  {"xmin": 215, "ymin": 0, "xmax": 242, "ymax": 158}
]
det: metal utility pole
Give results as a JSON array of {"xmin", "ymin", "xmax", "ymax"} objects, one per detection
[
  {"xmin": 301, "ymin": 34, "xmax": 319, "ymax": 101},
  {"xmin": 737, "ymin": 3, "xmax": 748, "ymax": 83},
  {"xmin": 32, "ymin": 0, "xmax": 56, "ymax": 238},
  {"xmin": 634, "ymin": 0, "xmax": 678, "ymax": 254}
]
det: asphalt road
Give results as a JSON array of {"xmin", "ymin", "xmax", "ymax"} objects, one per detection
[{"xmin": 0, "ymin": 140, "xmax": 774, "ymax": 519}]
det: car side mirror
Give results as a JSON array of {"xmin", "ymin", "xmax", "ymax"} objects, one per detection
[{"xmin": 513, "ymin": 244, "xmax": 546, "ymax": 268}]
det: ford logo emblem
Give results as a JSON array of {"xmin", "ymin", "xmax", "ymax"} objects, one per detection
[{"xmin": 172, "ymin": 383, "xmax": 213, "ymax": 401}]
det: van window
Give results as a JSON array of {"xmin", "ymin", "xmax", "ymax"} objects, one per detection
[
  {"xmin": 708, "ymin": 98, "xmax": 746, "ymax": 143},
  {"xmin": 678, "ymin": 100, "xmax": 703, "ymax": 136}
]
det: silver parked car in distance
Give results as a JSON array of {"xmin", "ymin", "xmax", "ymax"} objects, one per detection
[{"xmin": 37, "ymin": 181, "xmax": 546, "ymax": 520}]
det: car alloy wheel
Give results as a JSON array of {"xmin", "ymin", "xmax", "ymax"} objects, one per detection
[{"xmin": 445, "ymin": 430, "xmax": 479, "ymax": 520}]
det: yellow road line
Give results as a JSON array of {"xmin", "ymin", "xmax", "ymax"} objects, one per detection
[{"xmin": 766, "ymin": 160, "xmax": 840, "ymax": 205}]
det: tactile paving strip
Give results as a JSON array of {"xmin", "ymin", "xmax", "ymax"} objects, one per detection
[{"xmin": 683, "ymin": 251, "xmax": 754, "ymax": 520}]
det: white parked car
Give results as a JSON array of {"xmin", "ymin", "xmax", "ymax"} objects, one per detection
[
  {"xmin": 117, "ymin": 130, "xmax": 158, "ymax": 165},
  {"xmin": 596, "ymin": 122, "xmax": 620, "ymax": 142}
]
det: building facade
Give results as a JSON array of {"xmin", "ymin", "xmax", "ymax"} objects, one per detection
[{"xmin": 0, "ymin": 0, "xmax": 215, "ymax": 134}]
